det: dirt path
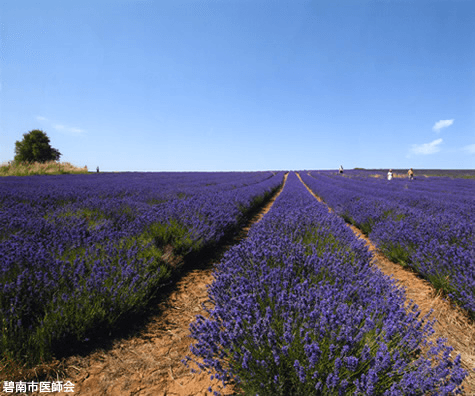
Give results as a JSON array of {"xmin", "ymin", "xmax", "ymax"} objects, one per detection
[
  {"xmin": 25, "ymin": 173, "xmax": 288, "ymax": 396},
  {"xmin": 63, "ymin": 267, "xmax": 226, "ymax": 396},
  {"xmin": 296, "ymin": 172, "xmax": 475, "ymax": 393}
]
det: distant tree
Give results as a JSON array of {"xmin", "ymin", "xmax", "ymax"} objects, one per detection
[{"xmin": 14, "ymin": 129, "xmax": 61, "ymax": 163}]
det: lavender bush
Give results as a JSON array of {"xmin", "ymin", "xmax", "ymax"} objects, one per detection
[
  {"xmin": 299, "ymin": 170, "xmax": 475, "ymax": 318},
  {"xmin": 187, "ymin": 172, "xmax": 466, "ymax": 395},
  {"xmin": 0, "ymin": 171, "xmax": 284, "ymax": 365}
]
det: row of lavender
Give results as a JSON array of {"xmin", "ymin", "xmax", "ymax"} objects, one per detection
[
  {"xmin": 187, "ymin": 172, "xmax": 465, "ymax": 395},
  {"xmin": 0, "ymin": 171, "xmax": 284, "ymax": 365},
  {"xmin": 299, "ymin": 170, "xmax": 475, "ymax": 318}
]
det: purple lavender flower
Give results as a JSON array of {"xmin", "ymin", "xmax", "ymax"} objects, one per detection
[{"xmin": 188, "ymin": 172, "xmax": 466, "ymax": 395}]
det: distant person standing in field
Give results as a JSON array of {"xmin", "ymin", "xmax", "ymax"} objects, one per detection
[
  {"xmin": 339, "ymin": 165, "xmax": 344, "ymax": 174},
  {"xmin": 387, "ymin": 169, "xmax": 393, "ymax": 180},
  {"xmin": 408, "ymin": 168, "xmax": 414, "ymax": 180},
  {"xmin": 96, "ymin": 166, "xmax": 99, "ymax": 173}
]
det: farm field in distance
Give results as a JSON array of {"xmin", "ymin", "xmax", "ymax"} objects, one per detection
[{"xmin": 1, "ymin": 169, "xmax": 474, "ymax": 395}]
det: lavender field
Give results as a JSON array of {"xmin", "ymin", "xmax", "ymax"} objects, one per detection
[
  {"xmin": 1, "ymin": 169, "xmax": 472, "ymax": 394},
  {"xmin": 300, "ymin": 170, "xmax": 475, "ymax": 318},
  {"xmin": 0, "ymin": 171, "xmax": 284, "ymax": 366},
  {"xmin": 188, "ymin": 172, "xmax": 468, "ymax": 395}
]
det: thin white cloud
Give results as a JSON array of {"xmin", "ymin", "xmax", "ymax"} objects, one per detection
[
  {"xmin": 69, "ymin": 127, "xmax": 85, "ymax": 134},
  {"xmin": 34, "ymin": 116, "xmax": 85, "ymax": 135},
  {"xmin": 410, "ymin": 138, "xmax": 443, "ymax": 155},
  {"xmin": 462, "ymin": 144, "xmax": 475, "ymax": 154},
  {"xmin": 53, "ymin": 124, "xmax": 85, "ymax": 135},
  {"xmin": 34, "ymin": 116, "xmax": 84, "ymax": 135},
  {"xmin": 433, "ymin": 119, "xmax": 454, "ymax": 133}
]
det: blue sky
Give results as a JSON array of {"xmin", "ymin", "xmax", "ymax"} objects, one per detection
[{"xmin": 1, "ymin": 0, "xmax": 474, "ymax": 171}]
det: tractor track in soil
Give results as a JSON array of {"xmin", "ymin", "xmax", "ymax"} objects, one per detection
[
  {"xmin": 12, "ymin": 173, "xmax": 288, "ymax": 396},
  {"xmin": 296, "ymin": 172, "xmax": 475, "ymax": 394}
]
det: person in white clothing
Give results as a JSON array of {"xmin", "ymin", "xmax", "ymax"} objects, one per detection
[{"xmin": 387, "ymin": 169, "xmax": 393, "ymax": 180}]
